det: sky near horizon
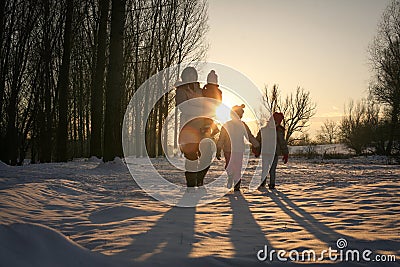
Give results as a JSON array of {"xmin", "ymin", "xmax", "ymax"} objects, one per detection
[{"xmin": 206, "ymin": 0, "xmax": 391, "ymax": 135}]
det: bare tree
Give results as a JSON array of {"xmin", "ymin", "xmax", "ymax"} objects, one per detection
[
  {"xmin": 122, "ymin": 0, "xmax": 208, "ymax": 158},
  {"xmin": 0, "ymin": 0, "xmax": 11, "ymax": 129},
  {"xmin": 2, "ymin": 0, "xmax": 40, "ymax": 165},
  {"xmin": 262, "ymin": 85, "xmax": 316, "ymax": 143},
  {"xmin": 368, "ymin": 0, "xmax": 400, "ymax": 155},
  {"xmin": 37, "ymin": 0, "xmax": 59, "ymax": 163},
  {"xmin": 90, "ymin": 0, "xmax": 109, "ymax": 158},
  {"xmin": 56, "ymin": 0, "xmax": 74, "ymax": 162},
  {"xmin": 339, "ymin": 99, "xmax": 380, "ymax": 155},
  {"xmin": 316, "ymin": 119, "xmax": 339, "ymax": 144},
  {"xmin": 262, "ymin": 84, "xmax": 279, "ymax": 113},
  {"xmin": 103, "ymin": 0, "xmax": 126, "ymax": 162},
  {"xmin": 0, "ymin": 0, "xmax": 209, "ymax": 164}
]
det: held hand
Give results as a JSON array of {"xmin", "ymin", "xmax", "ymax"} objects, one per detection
[
  {"xmin": 283, "ymin": 154, "xmax": 289, "ymax": 164},
  {"xmin": 252, "ymin": 146, "xmax": 261, "ymax": 158},
  {"xmin": 252, "ymin": 139, "xmax": 260, "ymax": 148}
]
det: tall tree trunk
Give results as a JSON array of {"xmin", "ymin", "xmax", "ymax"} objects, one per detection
[
  {"xmin": 157, "ymin": 98, "xmax": 164, "ymax": 156},
  {"xmin": 4, "ymin": 1, "xmax": 35, "ymax": 165},
  {"xmin": 56, "ymin": 0, "xmax": 73, "ymax": 162},
  {"xmin": 5, "ymin": 81, "xmax": 18, "ymax": 165},
  {"xmin": 386, "ymin": 105, "xmax": 399, "ymax": 156},
  {"xmin": 103, "ymin": 0, "xmax": 126, "ymax": 162},
  {"xmin": 173, "ymin": 52, "xmax": 182, "ymax": 156},
  {"xmin": 40, "ymin": 0, "xmax": 52, "ymax": 162},
  {"xmin": 0, "ymin": 0, "xmax": 5, "ymax": 46},
  {"xmin": 0, "ymin": 0, "xmax": 14, "ymax": 163},
  {"xmin": 90, "ymin": 0, "xmax": 109, "ymax": 158},
  {"xmin": 78, "ymin": 65, "xmax": 84, "ymax": 156},
  {"xmin": 163, "ymin": 93, "xmax": 169, "ymax": 156},
  {"xmin": 0, "ymin": 0, "xmax": 6, "ymax": 110}
]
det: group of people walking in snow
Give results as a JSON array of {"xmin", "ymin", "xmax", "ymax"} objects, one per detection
[{"xmin": 175, "ymin": 67, "xmax": 289, "ymax": 191}]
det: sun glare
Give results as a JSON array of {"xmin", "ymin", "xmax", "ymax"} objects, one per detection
[
  {"xmin": 215, "ymin": 88, "xmax": 258, "ymax": 124},
  {"xmin": 214, "ymin": 89, "xmax": 240, "ymax": 124},
  {"xmin": 215, "ymin": 104, "xmax": 231, "ymax": 123},
  {"xmin": 214, "ymin": 87, "xmax": 261, "ymax": 135}
]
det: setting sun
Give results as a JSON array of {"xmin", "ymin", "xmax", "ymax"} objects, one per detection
[
  {"xmin": 214, "ymin": 87, "xmax": 261, "ymax": 136},
  {"xmin": 215, "ymin": 87, "xmax": 257, "ymax": 124},
  {"xmin": 215, "ymin": 102, "xmax": 231, "ymax": 124}
]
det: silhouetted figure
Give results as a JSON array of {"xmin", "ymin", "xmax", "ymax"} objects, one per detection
[
  {"xmin": 201, "ymin": 70, "xmax": 222, "ymax": 141},
  {"xmin": 175, "ymin": 67, "xmax": 220, "ymax": 187},
  {"xmin": 216, "ymin": 104, "xmax": 259, "ymax": 191},
  {"xmin": 256, "ymin": 112, "xmax": 289, "ymax": 190}
]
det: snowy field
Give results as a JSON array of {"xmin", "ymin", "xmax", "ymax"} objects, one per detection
[{"xmin": 0, "ymin": 156, "xmax": 399, "ymax": 266}]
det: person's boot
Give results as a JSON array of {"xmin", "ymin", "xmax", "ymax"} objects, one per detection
[
  {"xmin": 185, "ymin": 171, "xmax": 197, "ymax": 187},
  {"xmin": 234, "ymin": 180, "xmax": 241, "ymax": 191},
  {"xmin": 258, "ymin": 178, "xmax": 267, "ymax": 190},
  {"xmin": 268, "ymin": 184, "xmax": 275, "ymax": 190},
  {"xmin": 196, "ymin": 166, "xmax": 209, "ymax": 186}
]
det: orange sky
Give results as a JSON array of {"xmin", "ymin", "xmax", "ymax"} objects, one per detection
[{"xmin": 206, "ymin": 0, "xmax": 391, "ymax": 136}]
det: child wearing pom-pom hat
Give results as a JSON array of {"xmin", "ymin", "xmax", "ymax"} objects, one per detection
[
  {"xmin": 216, "ymin": 104, "xmax": 259, "ymax": 191},
  {"xmin": 201, "ymin": 70, "xmax": 222, "ymax": 138}
]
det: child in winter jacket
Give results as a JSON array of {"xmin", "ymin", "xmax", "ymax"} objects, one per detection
[
  {"xmin": 201, "ymin": 70, "xmax": 222, "ymax": 139},
  {"xmin": 216, "ymin": 104, "xmax": 260, "ymax": 191},
  {"xmin": 254, "ymin": 112, "xmax": 289, "ymax": 190}
]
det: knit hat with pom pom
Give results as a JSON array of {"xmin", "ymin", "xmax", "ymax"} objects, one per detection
[
  {"xmin": 207, "ymin": 70, "xmax": 218, "ymax": 85},
  {"xmin": 231, "ymin": 104, "xmax": 245, "ymax": 118}
]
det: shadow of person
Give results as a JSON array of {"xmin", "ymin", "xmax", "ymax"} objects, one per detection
[
  {"xmin": 267, "ymin": 190, "xmax": 399, "ymax": 252},
  {"xmin": 115, "ymin": 191, "xmax": 202, "ymax": 265},
  {"xmin": 228, "ymin": 192, "xmax": 275, "ymax": 263}
]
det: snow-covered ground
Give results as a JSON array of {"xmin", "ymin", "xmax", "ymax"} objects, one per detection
[{"xmin": 0, "ymin": 156, "xmax": 399, "ymax": 266}]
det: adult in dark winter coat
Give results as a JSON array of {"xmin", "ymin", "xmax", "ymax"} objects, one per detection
[{"xmin": 175, "ymin": 67, "xmax": 221, "ymax": 187}]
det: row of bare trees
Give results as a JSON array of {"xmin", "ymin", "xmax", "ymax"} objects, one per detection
[
  {"xmin": 368, "ymin": 0, "xmax": 400, "ymax": 156},
  {"xmin": 266, "ymin": 0, "xmax": 399, "ymax": 159},
  {"xmin": 0, "ymin": 0, "xmax": 208, "ymax": 165},
  {"xmin": 339, "ymin": 99, "xmax": 380, "ymax": 155},
  {"xmin": 335, "ymin": 0, "xmax": 400, "ymax": 157}
]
